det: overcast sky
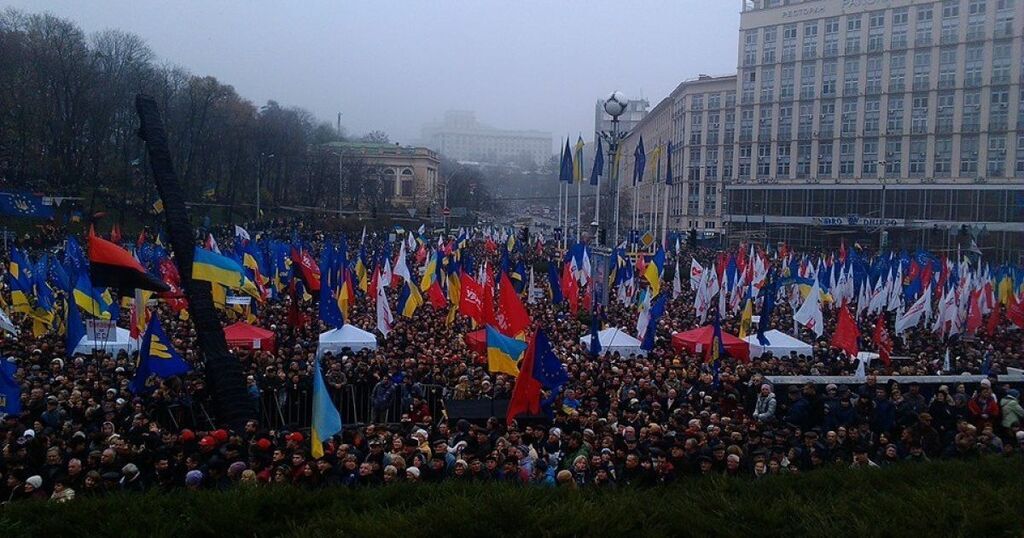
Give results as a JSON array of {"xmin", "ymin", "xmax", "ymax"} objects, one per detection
[{"xmin": 7, "ymin": 0, "xmax": 739, "ymax": 148}]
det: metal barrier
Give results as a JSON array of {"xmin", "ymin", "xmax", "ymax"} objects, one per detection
[{"xmin": 254, "ymin": 383, "xmax": 448, "ymax": 430}]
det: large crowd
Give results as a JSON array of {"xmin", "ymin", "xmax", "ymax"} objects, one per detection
[{"xmin": 1, "ymin": 219, "xmax": 1023, "ymax": 502}]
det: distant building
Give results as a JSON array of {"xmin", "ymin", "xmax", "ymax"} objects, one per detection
[
  {"xmin": 324, "ymin": 141, "xmax": 440, "ymax": 212},
  {"xmin": 594, "ymin": 97, "xmax": 650, "ymax": 138},
  {"xmin": 421, "ymin": 111, "xmax": 552, "ymax": 166}
]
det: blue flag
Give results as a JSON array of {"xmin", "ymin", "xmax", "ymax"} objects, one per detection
[
  {"xmin": 559, "ymin": 139, "xmax": 574, "ymax": 183},
  {"xmin": 65, "ymin": 298, "xmax": 86, "ymax": 358},
  {"xmin": 547, "ymin": 264, "xmax": 564, "ymax": 304},
  {"xmin": 641, "ymin": 294, "xmax": 667, "ymax": 351},
  {"xmin": 130, "ymin": 315, "xmax": 192, "ymax": 393},
  {"xmin": 533, "ymin": 329, "xmax": 569, "ymax": 415},
  {"xmin": 0, "ymin": 190, "xmax": 54, "ymax": 219},
  {"xmin": 632, "ymin": 136, "xmax": 646, "ymax": 185},
  {"xmin": 665, "ymin": 141, "xmax": 674, "ymax": 186},
  {"xmin": 757, "ymin": 271, "xmax": 776, "ymax": 346},
  {"xmin": 589, "ymin": 309, "xmax": 603, "ymax": 357},
  {"xmin": 0, "ymin": 360, "xmax": 21, "ymax": 415},
  {"xmin": 590, "ymin": 138, "xmax": 604, "ymax": 186}
]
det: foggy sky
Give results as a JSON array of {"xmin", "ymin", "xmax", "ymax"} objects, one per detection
[{"xmin": 6, "ymin": 0, "xmax": 739, "ymax": 150}]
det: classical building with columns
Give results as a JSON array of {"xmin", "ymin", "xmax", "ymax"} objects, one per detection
[{"xmin": 324, "ymin": 141, "xmax": 440, "ymax": 213}]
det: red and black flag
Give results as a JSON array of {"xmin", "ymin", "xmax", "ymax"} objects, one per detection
[{"xmin": 88, "ymin": 232, "xmax": 169, "ymax": 292}]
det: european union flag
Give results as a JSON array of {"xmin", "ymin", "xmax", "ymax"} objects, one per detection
[
  {"xmin": 0, "ymin": 190, "xmax": 54, "ymax": 219},
  {"xmin": 589, "ymin": 138, "xmax": 604, "ymax": 186},
  {"xmin": 0, "ymin": 360, "xmax": 21, "ymax": 414},
  {"xmin": 130, "ymin": 315, "xmax": 191, "ymax": 393},
  {"xmin": 532, "ymin": 329, "xmax": 568, "ymax": 415}
]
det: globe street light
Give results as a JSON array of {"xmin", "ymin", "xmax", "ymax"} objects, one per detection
[{"xmin": 597, "ymin": 91, "xmax": 631, "ymax": 247}]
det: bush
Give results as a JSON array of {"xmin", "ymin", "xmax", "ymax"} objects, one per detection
[{"xmin": 1, "ymin": 458, "xmax": 1021, "ymax": 537}]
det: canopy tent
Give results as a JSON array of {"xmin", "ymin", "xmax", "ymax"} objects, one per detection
[
  {"xmin": 224, "ymin": 321, "xmax": 276, "ymax": 353},
  {"xmin": 465, "ymin": 329, "xmax": 487, "ymax": 363},
  {"xmin": 744, "ymin": 330, "xmax": 813, "ymax": 358},
  {"xmin": 73, "ymin": 327, "xmax": 138, "ymax": 356},
  {"xmin": 579, "ymin": 327, "xmax": 647, "ymax": 356},
  {"xmin": 317, "ymin": 324, "xmax": 377, "ymax": 358},
  {"xmin": 671, "ymin": 326, "xmax": 750, "ymax": 361}
]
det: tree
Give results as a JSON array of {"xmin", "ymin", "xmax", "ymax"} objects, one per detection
[{"xmin": 359, "ymin": 130, "xmax": 390, "ymax": 144}]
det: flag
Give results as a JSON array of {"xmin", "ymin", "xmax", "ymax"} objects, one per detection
[
  {"xmin": 547, "ymin": 264, "xmax": 564, "ymax": 304},
  {"xmin": 193, "ymin": 247, "xmax": 259, "ymax": 298},
  {"xmin": 756, "ymin": 272, "xmax": 776, "ymax": 346},
  {"xmin": 1008, "ymin": 293, "xmax": 1024, "ymax": 329},
  {"xmin": 831, "ymin": 302, "xmax": 860, "ymax": 357},
  {"xmin": 895, "ymin": 286, "xmax": 931, "ymax": 334},
  {"xmin": 0, "ymin": 308, "xmax": 17, "ymax": 336},
  {"xmin": 398, "ymin": 280, "xmax": 424, "ymax": 318},
  {"xmin": 88, "ymin": 233, "xmax": 169, "ymax": 292},
  {"xmin": 290, "ymin": 247, "xmax": 321, "ymax": 292},
  {"xmin": 986, "ymin": 301, "xmax": 1002, "ymax": 337},
  {"xmin": 0, "ymin": 360, "xmax": 21, "ymax": 414},
  {"xmin": 793, "ymin": 278, "xmax": 824, "ymax": 337},
  {"xmin": 310, "ymin": 356, "xmax": 342, "ymax": 459},
  {"xmin": 376, "ymin": 280, "xmax": 393, "ymax": 338},
  {"xmin": 738, "ymin": 289, "xmax": 753, "ymax": 339},
  {"xmin": 640, "ymin": 294, "xmax": 667, "ymax": 351},
  {"xmin": 235, "ymin": 225, "xmax": 251, "ymax": 243},
  {"xmin": 707, "ymin": 309, "xmax": 729, "ymax": 363},
  {"xmin": 558, "ymin": 139, "xmax": 574, "ymax": 183},
  {"xmin": 392, "ymin": 242, "xmax": 411, "ymax": 285},
  {"xmin": 129, "ymin": 315, "xmax": 191, "ymax": 393},
  {"xmin": 573, "ymin": 136, "xmax": 585, "ymax": 183},
  {"xmin": 485, "ymin": 325, "xmax": 526, "ymax": 376},
  {"xmin": 644, "ymin": 248, "xmax": 665, "ymax": 297},
  {"xmin": 495, "ymin": 274, "xmax": 530, "ymax": 337},
  {"xmin": 506, "ymin": 329, "xmax": 567, "ymax": 424},
  {"xmin": 336, "ymin": 270, "xmax": 356, "ymax": 324},
  {"xmin": 690, "ymin": 259, "xmax": 704, "ymax": 290},
  {"xmin": 64, "ymin": 297, "xmax": 86, "ymax": 357},
  {"xmin": 632, "ymin": 136, "xmax": 646, "ymax": 185},
  {"xmin": 459, "ymin": 271, "xmax": 485, "ymax": 324},
  {"xmin": 873, "ymin": 314, "xmax": 893, "ymax": 366},
  {"xmin": 589, "ymin": 138, "xmax": 604, "ymax": 186},
  {"xmin": 588, "ymin": 310, "xmax": 602, "ymax": 357},
  {"xmin": 0, "ymin": 190, "xmax": 54, "ymax": 219},
  {"xmin": 665, "ymin": 141, "xmax": 674, "ymax": 185},
  {"xmin": 672, "ymin": 259, "xmax": 683, "ymax": 299}
]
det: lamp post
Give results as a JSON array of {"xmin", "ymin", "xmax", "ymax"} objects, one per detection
[
  {"xmin": 878, "ymin": 160, "xmax": 888, "ymax": 250},
  {"xmin": 257, "ymin": 152, "xmax": 275, "ymax": 220},
  {"xmin": 597, "ymin": 91, "xmax": 631, "ymax": 247}
]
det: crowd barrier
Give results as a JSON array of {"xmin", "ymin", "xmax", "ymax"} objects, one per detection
[{"xmin": 255, "ymin": 383, "xmax": 448, "ymax": 430}]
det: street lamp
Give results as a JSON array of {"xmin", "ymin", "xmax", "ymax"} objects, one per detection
[
  {"xmin": 878, "ymin": 160, "xmax": 887, "ymax": 250},
  {"xmin": 597, "ymin": 91, "xmax": 631, "ymax": 247},
  {"xmin": 257, "ymin": 152, "xmax": 275, "ymax": 220}
]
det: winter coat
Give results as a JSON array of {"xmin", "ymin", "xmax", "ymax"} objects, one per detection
[
  {"xmin": 1000, "ymin": 395, "xmax": 1024, "ymax": 429},
  {"xmin": 753, "ymin": 393, "xmax": 777, "ymax": 421}
]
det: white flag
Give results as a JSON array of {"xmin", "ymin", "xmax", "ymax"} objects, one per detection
[
  {"xmin": 895, "ymin": 286, "xmax": 931, "ymax": 334},
  {"xmin": 376, "ymin": 283, "xmax": 394, "ymax": 338},
  {"xmin": 794, "ymin": 279, "xmax": 824, "ymax": 337},
  {"xmin": 0, "ymin": 308, "xmax": 18, "ymax": 336},
  {"xmin": 635, "ymin": 291, "xmax": 652, "ymax": 340},
  {"xmin": 234, "ymin": 225, "xmax": 250, "ymax": 242},
  {"xmin": 393, "ymin": 243, "xmax": 411, "ymax": 284},
  {"xmin": 672, "ymin": 260, "xmax": 683, "ymax": 300},
  {"xmin": 689, "ymin": 259, "xmax": 703, "ymax": 290}
]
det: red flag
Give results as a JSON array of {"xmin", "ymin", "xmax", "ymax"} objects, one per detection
[
  {"xmin": 287, "ymin": 280, "xmax": 307, "ymax": 329},
  {"xmin": 635, "ymin": 254, "xmax": 647, "ymax": 275},
  {"xmin": 110, "ymin": 224, "xmax": 122, "ymax": 245},
  {"xmin": 496, "ymin": 274, "xmax": 530, "ymax": 337},
  {"xmin": 561, "ymin": 262, "xmax": 579, "ymax": 316},
  {"xmin": 158, "ymin": 259, "xmax": 188, "ymax": 313},
  {"xmin": 459, "ymin": 271, "xmax": 485, "ymax": 324},
  {"xmin": 831, "ymin": 301, "xmax": 860, "ymax": 357},
  {"xmin": 415, "ymin": 245, "xmax": 427, "ymax": 265},
  {"xmin": 290, "ymin": 247, "xmax": 321, "ymax": 292},
  {"xmin": 426, "ymin": 280, "xmax": 447, "ymax": 309},
  {"xmin": 534, "ymin": 238, "xmax": 543, "ymax": 257},
  {"xmin": 88, "ymin": 233, "xmax": 168, "ymax": 292},
  {"xmin": 1007, "ymin": 293, "xmax": 1024, "ymax": 329},
  {"xmin": 965, "ymin": 289, "xmax": 983, "ymax": 335},
  {"xmin": 838, "ymin": 240, "xmax": 847, "ymax": 263},
  {"xmin": 484, "ymin": 238, "xmax": 497, "ymax": 253},
  {"xmin": 506, "ymin": 331, "xmax": 541, "ymax": 426},
  {"xmin": 986, "ymin": 301, "xmax": 1002, "ymax": 337},
  {"xmin": 482, "ymin": 265, "xmax": 496, "ymax": 326},
  {"xmin": 872, "ymin": 314, "xmax": 892, "ymax": 367},
  {"xmin": 582, "ymin": 281, "xmax": 592, "ymax": 312}
]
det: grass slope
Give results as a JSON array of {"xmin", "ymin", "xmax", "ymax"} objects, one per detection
[{"xmin": 1, "ymin": 458, "xmax": 1021, "ymax": 537}]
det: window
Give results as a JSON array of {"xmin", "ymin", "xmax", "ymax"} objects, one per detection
[
  {"xmin": 863, "ymin": 139, "xmax": 879, "ymax": 175},
  {"xmin": 739, "ymin": 144, "xmax": 752, "ymax": 179},
  {"xmin": 864, "ymin": 98, "xmax": 881, "ymax": 134},
  {"xmin": 818, "ymin": 141, "xmax": 834, "ymax": 176},
  {"xmin": 799, "ymin": 102, "xmax": 814, "ymax": 139},
  {"xmin": 782, "ymin": 24, "xmax": 797, "ymax": 62},
  {"xmin": 964, "ymin": 44, "xmax": 984, "ymax": 87},
  {"xmin": 780, "ymin": 65, "xmax": 795, "ymax": 99},
  {"xmin": 891, "ymin": 8, "xmax": 909, "ymax": 48},
  {"xmin": 840, "ymin": 141, "xmax": 856, "ymax": 176},
  {"xmin": 963, "ymin": 90, "xmax": 981, "ymax": 131},
  {"xmin": 723, "ymin": 146, "xmax": 734, "ymax": 179},
  {"xmin": 801, "ymin": 63, "xmax": 817, "ymax": 99},
  {"xmin": 996, "ymin": 1, "xmax": 1015, "ymax": 37},
  {"xmin": 990, "ymin": 88, "xmax": 1010, "ymax": 131},
  {"xmin": 911, "ymin": 95, "xmax": 929, "ymax": 134},
  {"xmin": 802, "ymin": 22, "xmax": 819, "ymax": 59},
  {"xmin": 760, "ymin": 67, "xmax": 775, "ymax": 102},
  {"xmin": 757, "ymin": 143, "xmax": 772, "ymax": 177},
  {"xmin": 913, "ymin": 50, "xmax": 931, "ymax": 90},
  {"xmin": 844, "ymin": 58, "xmax": 860, "ymax": 95},
  {"xmin": 909, "ymin": 138, "xmax": 927, "ymax": 176},
  {"xmin": 941, "ymin": 0, "xmax": 960, "ymax": 43},
  {"xmin": 777, "ymin": 143, "xmax": 791, "ymax": 176},
  {"xmin": 938, "ymin": 47, "xmax": 957, "ymax": 88},
  {"xmin": 934, "ymin": 137, "xmax": 953, "ymax": 176},
  {"xmin": 759, "ymin": 106, "xmax": 773, "ymax": 139},
  {"xmin": 797, "ymin": 142, "xmax": 811, "ymax": 178},
  {"xmin": 991, "ymin": 43, "xmax": 1011, "ymax": 84},
  {"xmin": 936, "ymin": 92, "xmax": 955, "ymax": 132},
  {"xmin": 824, "ymin": 17, "xmax": 840, "ymax": 56},
  {"xmin": 778, "ymin": 104, "xmax": 793, "ymax": 139},
  {"xmin": 705, "ymin": 148, "xmax": 719, "ymax": 179},
  {"xmin": 866, "ymin": 56, "xmax": 883, "ymax": 94},
  {"xmin": 916, "ymin": 5, "xmax": 934, "ymax": 45},
  {"xmin": 988, "ymin": 134, "xmax": 1007, "ymax": 176},
  {"xmin": 967, "ymin": 0, "xmax": 987, "ymax": 40},
  {"xmin": 822, "ymin": 60, "xmax": 837, "ymax": 97},
  {"xmin": 819, "ymin": 101, "xmax": 836, "ymax": 137},
  {"xmin": 960, "ymin": 135, "xmax": 979, "ymax": 173},
  {"xmin": 885, "ymin": 139, "xmax": 902, "ymax": 175},
  {"xmin": 868, "ymin": 10, "xmax": 886, "ymax": 51},
  {"xmin": 842, "ymin": 101, "xmax": 858, "ymax": 135},
  {"xmin": 740, "ymin": 108, "xmax": 754, "ymax": 141},
  {"xmin": 887, "ymin": 96, "xmax": 904, "ymax": 134},
  {"xmin": 1016, "ymin": 132, "xmax": 1024, "ymax": 177},
  {"xmin": 889, "ymin": 53, "xmax": 906, "ymax": 92},
  {"xmin": 742, "ymin": 71, "xmax": 756, "ymax": 104}
]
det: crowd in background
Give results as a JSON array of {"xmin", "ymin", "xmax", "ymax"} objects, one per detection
[{"xmin": 2, "ymin": 219, "xmax": 1023, "ymax": 502}]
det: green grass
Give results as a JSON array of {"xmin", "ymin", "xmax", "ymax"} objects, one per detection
[{"xmin": 2, "ymin": 458, "xmax": 1021, "ymax": 537}]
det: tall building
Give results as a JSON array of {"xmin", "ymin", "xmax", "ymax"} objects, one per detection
[
  {"xmin": 725, "ymin": 0, "xmax": 1024, "ymax": 258},
  {"xmin": 421, "ymin": 111, "xmax": 552, "ymax": 166},
  {"xmin": 594, "ymin": 97, "xmax": 650, "ymax": 137}
]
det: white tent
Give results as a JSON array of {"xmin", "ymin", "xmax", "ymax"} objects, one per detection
[
  {"xmin": 317, "ymin": 324, "xmax": 378, "ymax": 358},
  {"xmin": 73, "ymin": 327, "xmax": 138, "ymax": 356},
  {"xmin": 744, "ymin": 329, "xmax": 813, "ymax": 358},
  {"xmin": 579, "ymin": 327, "xmax": 647, "ymax": 356}
]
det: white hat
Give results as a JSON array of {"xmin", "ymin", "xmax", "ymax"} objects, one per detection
[
  {"xmin": 23, "ymin": 429, "xmax": 35, "ymax": 438},
  {"xmin": 26, "ymin": 475, "xmax": 42, "ymax": 489}
]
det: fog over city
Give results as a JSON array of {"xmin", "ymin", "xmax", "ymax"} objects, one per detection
[{"xmin": 4, "ymin": 0, "xmax": 738, "ymax": 146}]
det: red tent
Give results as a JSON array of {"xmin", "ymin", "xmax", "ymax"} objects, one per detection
[
  {"xmin": 464, "ymin": 328, "xmax": 487, "ymax": 364},
  {"xmin": 671, "ymin": 326, "xmax": 749, "ymax": 361},
  {"xmin": 224, "ymin": 321, "xmax": 276, "ymax": 353}
]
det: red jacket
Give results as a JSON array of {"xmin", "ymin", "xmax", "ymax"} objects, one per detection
[{"xmin": 967, "ymin": 395, "xmax": 1000, "ymax": 426}]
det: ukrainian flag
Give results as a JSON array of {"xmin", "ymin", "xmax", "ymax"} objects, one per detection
[
  {"xmin": 398, "ymin": 279, "xmax": 423, "ymax": 319},
  {"xmin": 485, "ymin": 325, "xmax": 525, "ymax": 376},
  {"xmin": 419, "ymin": 251, "xmax": 439, "ymax": 292},
  {"xmin": 644, "ymin": 248, "xmax": 665, "ymax": 297},
  {"xmin": 336, "ymin": 269, "xmax": 355, "ymax": 323},
  {"xmin": 310, "ymin": 356, "xmax": 342, "ymax": 458},
  {"xmin": 355, "ymin": 246, "xmax": 369, "ymax": 293},
  {"xmin": 6, "ymin": 249, "xmax": 33, "ymax": 314},
  {"xmin": 194, "ymin": 247, "xmax": 259, "ymax": 299},
  {"xmin": 73, "ymin": 274, "xmax": 112, "ymax": 319}
]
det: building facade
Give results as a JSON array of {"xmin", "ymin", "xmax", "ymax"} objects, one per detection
[
  {"xmin": 725, "ymin": 0, "xmax": 1024, "ymax": 259},
  {"xmin": 325, "ymin": 141, "xmax": 440, "ymax": 212},
  {"xmin": 594, "ymin": 98, "xmax": 650, "ymax": 137},
  {"xmin": 421, "ymin": 111, "xmax": 552, "ymax": 166}
]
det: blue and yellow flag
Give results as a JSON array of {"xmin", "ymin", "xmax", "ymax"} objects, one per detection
[
  {"xmin": 311, "ymin": 356, "xmax": 342, "ymax": 458},
  {"xmin": 485, "ymin": 325, "xmax": 526, "ymax": 376},
  {"xmin": 194, "ymin": 247, "xmax": 261, "ymax": 299},
  {"xmin": 398, "ymin": 279, "xmax": 423, "ymax": 318},
  {"xmin": 129, "ymin": 315, "xmax": 191, "ymax": 393},
  {"xmin": 644, "ymin": 248, "xmax": 665, "ymax": 297},
  {"xmin": 73, "ymin": 274, "xmax": 112, "ymax": 319}
]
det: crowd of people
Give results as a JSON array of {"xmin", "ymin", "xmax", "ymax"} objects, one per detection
[{"xmin": 1, "ymin": 219, "xmax": 1023, "ymax": 503}]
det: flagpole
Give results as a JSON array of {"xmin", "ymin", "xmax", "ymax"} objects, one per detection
[
  {"xmin": 576, "ymin": 179, "xmax": 581, "ymax": 243},
  {"xmin": 661, "ymin": 183, "xmax": 670, "ymax": 249}
]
